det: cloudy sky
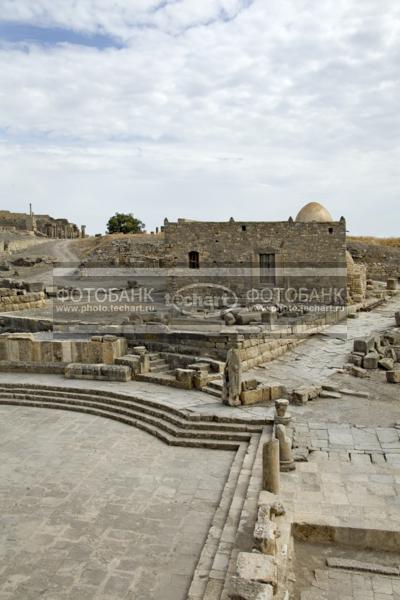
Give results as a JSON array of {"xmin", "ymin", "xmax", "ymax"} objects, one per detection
[{"xmin": 0, "ymin": 0, "xmax": 399, "ymax": 235}]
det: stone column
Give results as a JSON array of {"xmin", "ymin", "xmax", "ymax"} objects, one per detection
[
  {"xmin": 81, "ymin": 225, "xmax": 86, "ymax": 238},
  {"xmin": 262, "ymin": 439, "xmax": 280, "ymax": 494}
]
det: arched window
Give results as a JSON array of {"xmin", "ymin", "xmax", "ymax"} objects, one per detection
[{"xmin": 189, "ymin": 251, "xmax": 200, "ymax": 269}]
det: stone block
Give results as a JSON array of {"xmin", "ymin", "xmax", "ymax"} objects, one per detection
[
  {"xmin": 270, "ymin": 384, "xmax": 287, "ymax": 401},
  {"xmin": 378, "ymin": 357, "xmax": 394, "ymax": 371},
  {"xmin": 395, "ymin": 312, "xmax": 400, "ymax": 327},
  {"xmin": 193, "ymin": 370, "xmax": 209, "ymax": 390},
  {"xmin": 386, "ymin": 370, "xmax": 400, "ymax": 384},
  {"xmin": 254, "ymin": 513, "xmax": 277, "ymax": 555},
  {"xmin": 349, "ymin": 365, "xmax": 369, "ymax": 378},
  {"xmin": 132, "ymin": 345, "xmax": 147, "ymax": 355},
  {"xmin": 242, "ymin": 379, "xmax": 258, "ymax": 391},
  {"xmin": 240, "ymin": 388, "xmax": 263, "ymax": 405},
  {"xmin": 236, "ymin": 312, "xmax": 262, "ymax": 325},
  {"xmin": 65, "ymin": 363, "xmax": 131, "ymax": 382},
  {"xmin": 353, "ymin": 337, "xmax": 375, "ymax": 355},
  {"xmin": 387, "ymin": 278, "xmax": 398, "ymax": 291},
  {"xmin": 291, "ymin": 386, "xmax": 313, "ymax": 405},
  {"xmin": 363, "ymin": 352, "xmax": 379, "ymax": 370},
  {"xmin": 115, "ymin": 354, "xmax": 141, "ymax": 375},
  {"xmin": 175, "ymin": 368, "xmax": 195, "ymax": 389},
  {"xmin": 261, "ymin": 386, "xmax": 271, "ymax": 402},
  {"xmin": 230, "ymin": 577, "xmax": 273, "ymax": 600},
  {"xmin": 348, "ymin": 353, "xmax": 363, "ymax": 367},
  {"xmin": 236, "ymin": 552, "xmax": 277, "ymax": 591}
]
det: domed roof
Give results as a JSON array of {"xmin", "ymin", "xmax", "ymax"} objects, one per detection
[{"xmin": 295, "ymin": 202, "xmax": 333, "ymax": 223}]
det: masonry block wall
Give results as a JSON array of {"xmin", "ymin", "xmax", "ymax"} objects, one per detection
[{"xmin": 164, "ymin": 219, "xmax": 347, "ymax": 305}]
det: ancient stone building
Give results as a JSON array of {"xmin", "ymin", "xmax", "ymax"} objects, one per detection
[
  {"xmin": 0, "ymin": 208, "xmax": 83, "ymax": 238},
  {"xmin": 163, "ymin": 202, "xmax": 348, "ymax": 305}
]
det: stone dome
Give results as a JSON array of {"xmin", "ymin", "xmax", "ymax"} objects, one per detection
[{"xmin": 295, "ymin": 202, "xmax": 333, "ymax": 223}]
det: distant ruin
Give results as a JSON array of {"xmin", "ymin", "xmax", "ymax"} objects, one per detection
[{"xmin": 0, "ymin": 204, "xmax": 84, "ymax": 239}]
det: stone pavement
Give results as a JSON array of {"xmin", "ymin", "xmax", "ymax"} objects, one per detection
[
  {"xmin": 0, "ymin": 406, "xmax": 234, "ymax": 600},
  {"xmin": 295, "ymin": 422, "xmax": 400, "ymax": 465},
  {"xmin": 249, "ymin": 294, "xmax": 400, "ymax": 388},
  {"xmin": 282, "ymin": 449, "xmax": 400, "ymax": 531},
  {"xmin": 301, "ymin": 568, "xmax": 400, "ymax": 600}
]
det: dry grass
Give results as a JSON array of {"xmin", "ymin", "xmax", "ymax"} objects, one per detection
[{"xmin": 349, "ymin": 236, "xmax": 400, "ymax": 248}]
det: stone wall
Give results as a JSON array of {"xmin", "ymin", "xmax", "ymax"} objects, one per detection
[
  {"xmin": 125, "ymin": 309, "xmax": 345, "ymax": 370},
  {"xmin": 348, "ymin": 240, "xmax": 400, "ymax": 281},
  {"xmin": 164, "ymin": 219, "xmax": 347, "ymax": 304},
  {"xmin": 0, "ymin": 334, "xmax": 127, "ymax": 365}
]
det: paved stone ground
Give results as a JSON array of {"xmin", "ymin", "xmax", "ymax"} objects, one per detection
[
  {"xmin": 301, "ymin": 568, "xmax": 400, "ymax": 600},
  {"xmin": 250, "ymin": 294, "xmax": 400, "ymax": 388},
  {"xmin": 295, "ymin": 422, "xmax": 400, "ymax": 462},
  {"xmin": 282, "ymin": 449, "xmax": 400, "ymax": 530},
  {"xmin": 0, "ymin": 406, "xmax": 234, "ymax": 600}
]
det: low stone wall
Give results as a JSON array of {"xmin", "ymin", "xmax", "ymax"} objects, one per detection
[
  {"xmin": 65, "ymin": 363, "xmax": 131, "ymax": 382},
  {"xmin": 0, "ymin": 334, "xmax": 127, "ymax": 365},
  {"xmin": 0, "ymin": 291, "xmax": 46, "ymax": 312},
  {"xmin": 126, "ymin": 309, "xmax": 346, "ymax": 371}
]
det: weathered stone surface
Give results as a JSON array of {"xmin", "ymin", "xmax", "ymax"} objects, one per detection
[
  {"xmin": 230, "ymin": 577, "xmax": 274, "ymax": 600},
  {"xmin": 175, "ymin": 368, "xmax": 195, "ymax": 389},
  {"xmin": 386, "ymin": 370, "xmax": 400, "ymax": 384},
  {"xmin": 395, "ymin": 311, "xmax": 400, "ymax": 327},
  {"xmin": 363, "ymin": 351, "xmax": 379, "ymax": 369},
  {"xmin": 254, "ymin": 514, "xmax": 277, "ymax": 555},
  {"xmin": 115, "ymin": 354, "xmax": 141, "ymax": 375},
  {"xmin": 353, "ymin": 336, "xmax": 375, "ymax": 355},
  {"xmin": 65, "ymin": 363, "xmax": 131, "ymax": 382},
  {"xmin": 242, "ymin": 378, "xmax": 258, "ymax": 391},
  {"xmin": 275, "ymin": 399, "xmax": 289, "ymax": 417},
  {"xmin": 263, "ymin": 439, "xmax": 280, "ymax": 494},
  {"xmin": 319, "ymin": 390, "xmax": 342, "ymax": 399},
  {"xmin": 348, "ymin": 365, "xmax": 369, "ymax": 378},
  {"xmin": 224, "ymin": 311, "xmax": 236, "ymax": 326},
  {"xmin": 378, "ymin": 357, "xmax": 394, "ymax": 371},
  {"xmin": 241, "ymin": 388, "xmax": 263, "ymax": 405},
  {"xmin": 222, "ymin": 348, "xmax": 242, "ymax": 406},
  {"xmin": 275, "ymin": 424, "xmax": 295, "ymax": 472},
  {"xmin": 236, "ymin": 552, "xmax": 277, "ymax": 589}
]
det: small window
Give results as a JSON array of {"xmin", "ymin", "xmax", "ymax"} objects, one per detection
[
  {"xmin": 328, "ymin": 227, "xmax": 333, "ymax": 234},
  {"xmin": 189, "ymin": 251, "xmax": 200, "ymax": 269},
  {"xmin": 242, "ymin": 225, "xmax": 247, "ymax": 232}
]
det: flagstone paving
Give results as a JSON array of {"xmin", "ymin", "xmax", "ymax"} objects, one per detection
[{"xmin": 0, "ymin": 406, "xmax": 234, "ymax": 600}]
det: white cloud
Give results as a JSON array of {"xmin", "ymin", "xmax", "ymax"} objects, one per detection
[{"xmin": 0, "ymin": 0, "xmax": 399, "ymax": 234}]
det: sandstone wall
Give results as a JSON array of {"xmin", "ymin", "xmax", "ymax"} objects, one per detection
[
  {"xmin": 164, "ymin": 219, "xmax": 347, "ymax": 304},
  {"xmin": 0, "ymin": 334, "xmax": 127, "ymax": 365}
]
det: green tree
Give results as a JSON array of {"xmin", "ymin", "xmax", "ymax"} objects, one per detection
[{"xmin": 106, "ymin": 213, "xmax": 145, "ymax": 234}]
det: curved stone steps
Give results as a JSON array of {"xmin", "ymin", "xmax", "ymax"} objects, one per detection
[
  {"xmin": 0, "ymin": 383, "xmax": 267, "ymax": 426},
  {"xmin": 0, "ymin": 386, "xmax": 263, "ymax": 435},
  {"xmin": 0, "ymin": 392, "xmax": 254, "ymax": 444},
  {"xmin": 0, "ymin": 397, "xmax": 242, "ymax": 450}
]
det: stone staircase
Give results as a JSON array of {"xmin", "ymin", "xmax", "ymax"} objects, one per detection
[
  {"xmin": 188, "ymin": 427, "xmax": 270, "ymax": 600},
  {"xmin": 0, "ymin": 383, "xmax": 267, "ymax": 450},
  {"xmin": 148, "ymin": 352, "xmax": 170, "ymax": 373},
  {"xmin": 203, "ymin": 378, "xmax": 223, "ymax": 398}
]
